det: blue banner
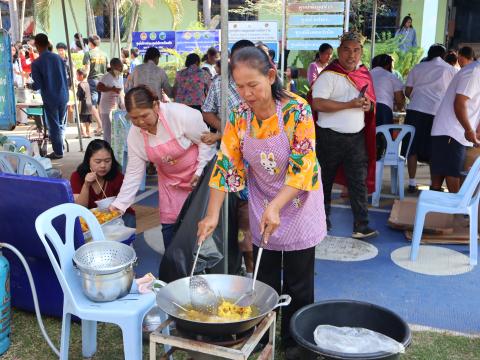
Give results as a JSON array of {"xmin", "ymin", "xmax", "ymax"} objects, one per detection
[
  {"xmin": 288, "ymin": 15, "xmax": 344, "ymax": 26},
  {"xmin": 175, "ymin": 30, "xmax": 220, "ymax": 54},
  {"xmin": 287, "ymin": 27, "xmax": 343, "ymax": 39},
  {"xmin": 287, "ymin": 39, "xmax": 340, "ymax": 51},
  {"xmin": 0, "ymin": 30, "xmax": 16, "ymax": 130},
  {"xmin": 132, "ymin": 31, "xmax": 176, "ymax": 55}
]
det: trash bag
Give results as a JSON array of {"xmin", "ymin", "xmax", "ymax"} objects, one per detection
[
  {"xmin": 313, "ymin": 325, "xmax": 405, "ymax": 354},
  {"xmin": 158, "ymin": 156, "xmax": 240, "ymax": 282}
]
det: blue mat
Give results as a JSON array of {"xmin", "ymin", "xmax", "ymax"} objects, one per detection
[
  {"xmin": 316, "ymin": 206, "xmax": 480, "ymax": 334},
  {"xmin": 132, "ymin": 232, "xmax": 162, "ymax": 277}
]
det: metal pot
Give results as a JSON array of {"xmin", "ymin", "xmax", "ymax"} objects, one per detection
[
  {"xmin": 76, "ymin": 265, "xmax": 134, "ymax": 302},
  {"xmin": 155, "ymin": 274, "xmax": 291, "ymax": 336}
]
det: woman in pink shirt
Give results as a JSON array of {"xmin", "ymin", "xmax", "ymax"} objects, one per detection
[
  {"xmin": 110, "ymin": 86, "xmax": 215, "ymax": 249},
  {"xmin": 307, "ymin": 43, "xmax": 333, "ymax": 85}
]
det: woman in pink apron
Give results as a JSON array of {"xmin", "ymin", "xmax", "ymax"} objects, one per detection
[
  {"xmin": 111, "ymin": 86, "xmax": 215, "ymax": 249},
  {"xmin": 198, "ymin": 47, "xmax": 327, "ymax": 359}
]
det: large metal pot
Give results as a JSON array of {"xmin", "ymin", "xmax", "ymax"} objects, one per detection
[
  {"xmin": 155, "ymin": 274, "xmax": 291, "ymax": 336},
  {"xmin": 76, "ymin": 266, "xmax": 134, "ymax": 302}
]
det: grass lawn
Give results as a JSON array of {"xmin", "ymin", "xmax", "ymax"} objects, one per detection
[{"xmin": 3, "ymin": 309, "xmax": 480, "ymax": 359}]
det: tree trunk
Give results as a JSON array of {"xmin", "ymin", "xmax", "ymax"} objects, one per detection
[
  {"xmin": 203, "ymin": 0, "xmax": 211, "ymax": 27},
  {"xmin": 115, "ymin": 0, "xmax": 121, "ymax": 58},
  {"xmin": 125, "ymin": 2, "xmax": 140, "ymax": 50}
]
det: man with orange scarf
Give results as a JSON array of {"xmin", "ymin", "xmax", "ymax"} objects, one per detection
[{"xmin": 311, "ymin": 31, "xmax": 378, "ymax": 239}]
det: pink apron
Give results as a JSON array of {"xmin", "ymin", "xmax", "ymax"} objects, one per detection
[
  {"xmin": 242, "ymin": 101, "xmax": 326, "ymax": 251},
  {"xmin": 141, "ymin": 109, "xmax": 199, "ymax": 223}
]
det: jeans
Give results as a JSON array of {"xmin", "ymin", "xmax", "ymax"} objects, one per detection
[
  {"xmin": 317, "ymin": 127, "xmax": 369, "ymax": 226},
  {"xmin": 161, "ymin": 223, "xmax": 176, "ymax": 250},
  {"xmin": 43, "ymin": 102, "xmax": 67, "ymax": 156}
]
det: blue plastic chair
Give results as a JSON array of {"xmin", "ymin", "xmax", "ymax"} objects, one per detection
[
  {"xmin": 371, "ymin": 124, "xmax": 415, "ymax": 207},
  {"xmin": 0, "ymin": 151, "xmax": 48, "ymax": 177},
  {"xmin": 35, "ymin": 203, "xmax": 166, "ymax": 359},
  {"xmin": 410, "ymin": 157, "xmax": 480, "ymax": 266},
  {"xmin": 5, "ymin": 135, "xmax": 33, "ymax": 155}
]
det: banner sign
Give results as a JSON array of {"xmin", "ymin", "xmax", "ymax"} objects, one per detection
[
  {"xmin": 288, "ymin": 14, "xmax": 344, "ymax": 26},
  {"xmin": 228, "ymin": 21, "xmax": 278, "ymax": 42},
  {"xmin": 288, "ymin": 2, "xmax": 345, "ymax": 13},
  {"xmin": 132, "ymin": 31, "xmax": 175, "ymax": 54},
  {"xmin": 287, "ymin": 40, "xmax": 340, "ymax": 51},
  {"xmin": 0, "ymin": 30, "xmax": 16, "ymax": 130},
  {"xmin": 228, "ymin": 42, "xmax": 279, "ymax": 63},
  {"xmin": 287, "ymin": 27, "xmax": 343, "ymax": 39}
]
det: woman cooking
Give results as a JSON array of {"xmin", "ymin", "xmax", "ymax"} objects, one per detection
[
  {"xmin": 197, "ymin": 47, "xmax": 326, "ymax": 359},
  {"xmin": 111, "ymin": 86, "xmax": 215, "ymax": 249}
]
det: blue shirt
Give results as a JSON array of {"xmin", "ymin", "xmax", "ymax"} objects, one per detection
[{"xmin": 31, "ymin": 51, "xmax": 68, "ymax": 106}]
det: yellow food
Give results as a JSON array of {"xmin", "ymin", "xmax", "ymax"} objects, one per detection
[
  {"xmin": 179, "ymin": 301, "xmax": 254, "ymax": 323},
  {"xmin": 80, "ymin": 209, "xmax": 121, "ymax": 232}
]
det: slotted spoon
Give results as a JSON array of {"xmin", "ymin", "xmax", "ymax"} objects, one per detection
[{"xmin": 189, "ymin": 242, "xmax": 218, "ymax": 315}]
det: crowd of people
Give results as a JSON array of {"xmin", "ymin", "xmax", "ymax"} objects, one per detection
[{"xmin": 12, "ymin": 21, "xmax": 480, "ymax": 359}]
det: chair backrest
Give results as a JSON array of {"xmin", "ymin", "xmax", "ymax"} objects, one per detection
[
  {"xmin": 34, "ymin": 203, "xmax": 105, "ymax": 305},
  {"xmin": 0, "ymin": 151, "xmax": 48, "ymax": 177},
  {"xmin": 6, "ymin": 136, "xmax": 33, "ymax": 155},
  {"xmin": 376, "ymin": 124, "xmax": 415, "ymax": 164},
  {"xmin": 458, "ymin": 156, "xmax": 480, "ymax": 208}
]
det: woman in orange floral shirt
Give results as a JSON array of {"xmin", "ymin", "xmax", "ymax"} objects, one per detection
[{"xmin": 197, "ymin": 47, "xmax": 326, "ymax": 358}]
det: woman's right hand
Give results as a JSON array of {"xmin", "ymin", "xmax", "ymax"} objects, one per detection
[
  {"xmin": 108, "ymin": 205, "xmax": 123, "ymax": 214},
  {"xmin": 84, "ymin": 171, "xmax": 97, "ymax": 184},
  {"xmin": 197, "ymin": 214, "xmax": 219, "ymax": 244}
]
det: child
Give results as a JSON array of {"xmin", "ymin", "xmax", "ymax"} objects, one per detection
[
  {"xmin": 76, "ymin": 69, "xmax": 93, "ymax": 138},
  {"xmin": 97, "ymin": 58, "xmax": 124, "ymax": 144},
  {"xmin": 285, "ymin": 66, "xmax": 299, "ymax": 94}
]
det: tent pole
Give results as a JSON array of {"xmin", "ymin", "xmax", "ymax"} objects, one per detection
[{"xmin": 370, "ymin": 0, "xmax": 378, "ymax": 65}]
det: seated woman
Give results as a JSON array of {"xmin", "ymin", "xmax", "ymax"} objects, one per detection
[{"xmin": 70, "ymin": 139, "xmax": 135, "ymax": 227}]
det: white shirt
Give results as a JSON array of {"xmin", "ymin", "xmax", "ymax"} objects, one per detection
[
  {"xmin": 431, "ymin": 61, "xmax": 480, "ymax": 146},
  {"xmin": 112, "ymin": 102, "xmax": 216, "ymax": 213},
  {"xmin": 312, "ymin": 71, "xmax": 365, "ymax": 133},
  {"xmin": 371, "ymin": 67, "xmax": 404, "ymax": 110},
  {"xmin": 201, "ymin": 63, "xmax": 217, "ymax": 79},
  {"xmin": 99, "ymin": 72, "xmax": 124, "ymax": 113},
  {"xmin": 405, "ymin": 57, "xmax": 456, "ymax": 115}
]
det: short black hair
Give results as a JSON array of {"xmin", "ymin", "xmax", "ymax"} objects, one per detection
[
  {"xmin": 88, "ymin": 35, "xmax": 101, "ymax": 47},
  {"xmin": 288, "ymin": 66, "xmax": 299, "ymax": 79},
  {"xmin": 459, "ymin": 46, "xmax": 476, "ymax": 60},
  {"xmin": 231, "ymin": 40, "xmax": 255, "ymax": 56},
  {"xmin": 372, "ymin": 54, "xmax": 393, "ymax": 69},
  {"xmin": 207, "ymin": 47, "xmax": 218, "ymax": 57},
  {"xmin": 427, "ymin": 44, "xmax": 446, "ymax": 61},
  {"xmin": 185, "ymin": 53, "xmax": 200, "ymax": 67},
  {"xmin": 131, "ymin": 48, "xmax": 140, "ymax": 57},
  {"xmin": 110, "ymin": 57, "xmax": 122, "ymax": 68},
  {"xmin": 319, "ymin": 43, "xmax": 333, "ymax": 53},
  {"xmin": 444, "ymin": 51, "xmax": 458, "ymax": 66},
  {"xmin": 34, "ymin": 33, "xmax": 49, "ymax": 48},
  {"xmin": 56, "ymin": 42, "xmax": 67, "ymax": 50},
  {"xmin": 144, "ymin": 47, "xmax": 160, "ymax": 63},
  {"xmin": 76, "ymin": 140, "xmax": 121, "ymax": 182},
  {"xmin": 268, "ymin": 49, "xmax": 276, "ymax": 59}
]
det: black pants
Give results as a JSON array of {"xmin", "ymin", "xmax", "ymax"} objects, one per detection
[
  {"xmin": 316, "ymin": 127, "xmax": 369, "ymax": 226},
  {"xmin": 253, "ymin": 245, "xmax": 315, "ymax": 347}
]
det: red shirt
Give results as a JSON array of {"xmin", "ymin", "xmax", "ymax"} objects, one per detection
[{"xmin": 70, "ymin": 171, "xmax": 134, "ymax": 214}]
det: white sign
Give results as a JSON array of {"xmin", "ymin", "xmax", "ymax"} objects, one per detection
[
  {"xmin": 288, "ymin": 15, "xmax": 344, "ymax": 26},
  {"xmin": 287, "ymin": 27, "xmax": 344, "ymax": 39},
  {"xmin": 228, "ymin": 21, "xmax": 278, "ymax": 42},
  {"xmin": 287, "ymin": 40, "xmax": 340, "ymax": 51}
]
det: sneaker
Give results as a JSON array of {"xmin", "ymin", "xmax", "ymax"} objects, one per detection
[
  {"xmin": 407, "ymin": 185, "xmax": 418, "ymax": 194},
  {"xmin": 352, "ymin": 224, "xmax": 378, "ymax": 240},
  {"xmin": 45, "ymin": 152, "xmax": 63, "ymax": 160},
  {"xmin": 326, "ymin": 217, "xmax": 332, "ymax": 231}
]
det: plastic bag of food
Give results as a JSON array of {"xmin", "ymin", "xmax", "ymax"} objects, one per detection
[{"xmin": 313, "ymin": 325, "xmax": 405, "ymax": 354}]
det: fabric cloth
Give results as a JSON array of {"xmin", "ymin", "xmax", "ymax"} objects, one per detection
[
  {"xmin": 79, "ymin": 114, "xmax": 92, "ymax": 123},
  {"xmin": 370, "ymin": 67, "xmax": 404, "ymax": 111},
  {"xmin": 307, "ymin": 61, "xmax": 326, "ymax": 85},
  {"xmin": 43, "ymin": 102, "xmax": 67, "ymax": 156},
  {"xmin": 70, "ymin": 170, "xmax": 134, "ymax": 214},
  {"xmin": 253, "ymin": 244, "xmax": 315, "ymax": 346},
  {"xmin": 376, "ymin": 103, "xmax": 394, "ymax": 126},
  {"xmin": 201, "ymin": 62, "xmax": 217, "ymax": 78},
  {"xmin": 405, "ymin": 57, "xmax": 456, "ymax": 115},
  {"xmin": 310, "ymin": 60, "xmax": 377, "ymax": 194},
  {"xmin": 241, "ymin": 100, "xmax": 326, "ymax": 251},
  {"xmin": 83, "ymin": 47, "xmax": 109, "ymax": 80},
  {"xmin": 430, "ymin": 136, "xmax": 466, "ymax": 177},
  {"xmin": 404, "ymin": 110, "xmax": 434, "ymax": 162},
  {"xmin": 125, "ymin": 60, "xmax": 172, "ymax": 98},
  {"xmin": 12, "ymin": 58, "xmax": 23, "ymax": 87},
  {"xmin": 31, "ymin": 51, "xmax": 69, "ymax": 106},
  {"xmin": 395, "ymin": 27, "xmax": 417, "ymax": 52},
  {"xmin": 209, "ymin": 95, "xmax": 320, "ymax": 194},
  {"xmin": 112, "ymin": 102, "xmax": 215, "ymax": 215},
  {"xmin": 317, "ymin": 127, "xmax": 369, "ymax": 225},
  {"xmin": 201, "ymin": 75, "xmax": 242, "ymax": 116},
  {"xmin": 19, "ymin": 51, "xmax": 38, "ymax": 74},
  {"xmin": 77, "ymin": 80, "xmax": 92, "ymax": 116},
  {"xmin": 431, "ymin": 61, "xmax": 480, "ymax": 146},
  {"xmin": 98, "ymin": 72, "xmax": 123, "ymax": 114},
  {"xmin": 174, "ymin": 64, "xmax": 211, "ymax": 106},
  {"xmin": 129, "ymin": 57, "xmax": 142, "ymax": 74},
  {"xmin": 161, "ymin": 223, "xmax": 176, "ymax": 250}
]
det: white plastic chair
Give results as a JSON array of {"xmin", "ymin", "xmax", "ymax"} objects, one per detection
[
  {"xmin": 371, "ymin": 124, "xmax": 415, "ymax": 207},
  {"xmin": 410, "ymin": 157, "xmax": 480, "ymax": 266},
  {"xmin": 0, "ymin": 151, "xmax": 48, "ymax": 177},
  {"xmin": 6, "ymin": 135, "xmax": 33, "ymax": 155},
  {"xmin": 35, "ymin": 203, "xmax": 166, "ymax": 359}
]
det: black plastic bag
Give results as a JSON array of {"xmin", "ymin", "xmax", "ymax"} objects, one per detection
[{"xmin": 158, "ymin": 156, "xmax": 240, "ymax": 282}]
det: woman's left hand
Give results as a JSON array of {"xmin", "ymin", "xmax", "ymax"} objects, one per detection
[
  {"xmin": 190, "ymin": 174, "xmax": 200, "ymax": 188},
  {"xmin": 260, "ymin": 204, "xmax": 281, "ymax": 245}
]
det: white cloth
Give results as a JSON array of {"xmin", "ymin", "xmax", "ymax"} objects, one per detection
[
  {"xmin": 112, "ymin": 102, "xmax": 216, "ymax": 213},
  {"xmin": 431, "ymin": 61, "xmax": 480, "ymax": 146},
  {"xmin": 371, "ymin": 67, "xmax": 404, "ymax": 111},
  {"xmin": 98, "ymin": 72, "xmax": 123, "ymax": 113},
  {"xmin": 312, "ymin": 71, "xmax": 365, "ymax": 133},
  {"xmin": 405, "ymin": 57, "xmax": 456, "ymax": 115},
  {"xmin": 201, "ymin": 63, "xmax": 217, "ymax": 78}
]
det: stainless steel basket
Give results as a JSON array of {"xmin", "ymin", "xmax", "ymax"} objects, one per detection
[{"xmin": 73, "ymin": 241, "xmax": 136, "ymax": 275}]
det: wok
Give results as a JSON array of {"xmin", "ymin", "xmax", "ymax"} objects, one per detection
[{"xmin": 155, "ymin": 274, "xmax": 291, "ymax": 336}]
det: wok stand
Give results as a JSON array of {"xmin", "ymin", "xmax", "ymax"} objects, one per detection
[{"xmin": 150, "ymin": 311, "xmax": 277, "ymax": 360}]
